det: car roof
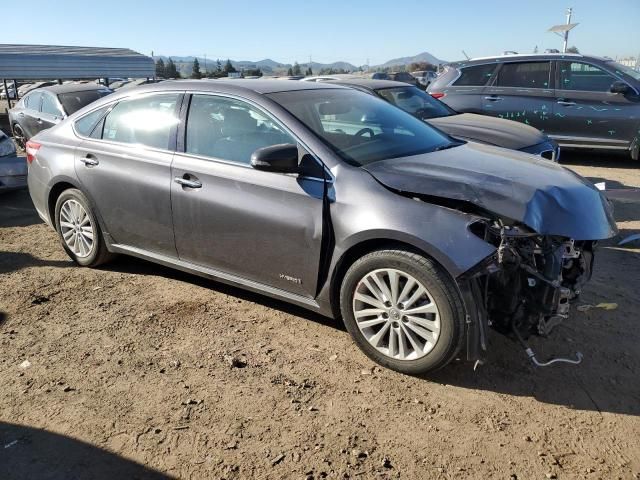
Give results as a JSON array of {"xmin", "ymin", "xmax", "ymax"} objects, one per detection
[
  {"xmin": 328, "ymin": 78, "xmax": 413, "ymax": 90},
  {"xmin": 450, "ymin": 52, "xmax": 612, "ymax": 66},
  {"xmin": 149, "ymin": 79, "xmax": 347, "ymax": 95},
  {"xmin": 40, "ymin": 83, "xmax": 112, "ymax": 95}
]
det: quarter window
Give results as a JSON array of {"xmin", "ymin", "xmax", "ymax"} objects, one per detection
[
  {"xmin": 558, "ymin": 61, "xmax": 618, "ymax": 92},
  {"xmin": 185, "ymin": 94, "xmax": 295, "ymax": 165},
  {"xmin": 496, "ymin": 62, "xmax": 551, "ymax": 88},
  {"xmin": 453, "ymin": 64, "xmax": 497, "ymax": 86},
  {"xmin": 101, "ymin": 93, "xmax": 180, "ymax": 149},
  {"xmin": 74, "ymin": 105, "xmax": 111, "ymax": 137}
]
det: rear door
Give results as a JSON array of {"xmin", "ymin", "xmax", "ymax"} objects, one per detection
[
  {"xmin": 550, "ymin": 60, "xmax": 639, "ymax": 149},
  {"xmin": 20, "ymin": 91, "xmax": 43, "ymax": 137},
  {"xmin": 170, "ymin": 93, "xmax": 325, "ymax": 297},
  {"xmin": 74, "ymin": 92, "xmax": 182, "ymax": 257},
  {"xmin": 482, "ymin": 60, "xmax": 556, "ymax": 132},
  {"xmin": 436, "ymin": 63, "xmax": 498, "ymax": 113}
]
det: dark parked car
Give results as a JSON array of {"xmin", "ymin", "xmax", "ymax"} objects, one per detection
[
  {"xmin": 0, "ymin": 129, "xmax": 26, "ymax": 192},
  {"xmin": 9, "ymin": 84, "xmax": 112, "ymax": 148},
  {"xmin": 26, "ymin": 80, "xmax": 615, "ymax": 374},
  {"xmin": 428, "ymin": 53, "xmax": 640, "ymax": 160},
  {"xmin": 330, "ymin": 78, "xmax": 559, "ymax": 160},
  {"xmin": 388, "ymin": 72, "xmax": 419, "ymax": 86}
]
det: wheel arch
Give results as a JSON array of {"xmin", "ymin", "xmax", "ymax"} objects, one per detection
[{"xmin": 327, "ymin": 233, "xmax": 459, "ymax": 319}]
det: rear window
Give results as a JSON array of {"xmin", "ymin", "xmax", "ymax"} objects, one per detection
[
  {"xmin": 58, "ymin": 89, "xmax": 112, "ymax": 115},
  {"xmin": 453, "ymin": 64, "xmax": 497, "ymax": 86},
  {"xmin": 496, "ymin": 61, "xmax": 551, "ymax": 88}
]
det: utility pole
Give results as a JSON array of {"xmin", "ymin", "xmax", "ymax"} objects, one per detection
[
  {"xmin": 204, "ymin": 54, "xmax": 207, "ymax": 76},
  {"xmin": 548, "ymin": 8, "xmax": 578, "ymax": 53},
  {"xmin": 563, "ymin": 7, "xmax": 572, "ymax": 53}
]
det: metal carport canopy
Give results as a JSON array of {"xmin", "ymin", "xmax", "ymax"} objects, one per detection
[{"xmin": 0, "ymin": 44, "xmax": 154, "ymax": 79}]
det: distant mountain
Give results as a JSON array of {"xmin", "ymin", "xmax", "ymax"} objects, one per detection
[
  {"xmin": 153, "ymin": 51, "xmax": 442, "ymax": 77},
  {"xmin": 374, "ymin": 51, "xmax": 445, "ymax": 68}
]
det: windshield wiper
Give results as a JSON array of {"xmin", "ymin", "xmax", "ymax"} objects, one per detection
[{"xmin": 433, "ymin": 142, "xmax": 461, "ymax": 152}]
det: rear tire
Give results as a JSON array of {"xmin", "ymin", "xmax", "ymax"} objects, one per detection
[
  {"xmin": 340, "ymin": 249, "xmax": 465, "ymax": 375},
  {"xmin": 54, "ymin": 188, "xmax": 114, "ymax": 267},
  {"xmin": 12, "ymin": 124, "xmax": 26, "ymax": 150}
]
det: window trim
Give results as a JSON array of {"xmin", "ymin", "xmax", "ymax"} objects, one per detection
[
  {"xmin": 554, "ymin": 60, "xmax": 638, "ymax": 95},
  {"xmin": 71, "ymin": 90, "xmax": 185, "ymax": 154},
  {"xmin": 177, "ymin": 91, "xmax": 332, "ymax": 182}
]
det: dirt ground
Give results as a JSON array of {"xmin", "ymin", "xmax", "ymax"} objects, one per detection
[{"xmin": 1, "ymin": 152, "xmax": 639, "ymax": 480}]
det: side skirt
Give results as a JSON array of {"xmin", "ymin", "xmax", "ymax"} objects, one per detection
[{"xmin": 108, "ymin": 243, "xmax": 326, "ymax": 315}]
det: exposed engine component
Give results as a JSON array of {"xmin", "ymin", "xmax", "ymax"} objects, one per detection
[{"xmin": 469, "ymin": 219, "xmax": 594, "ymax": 343}]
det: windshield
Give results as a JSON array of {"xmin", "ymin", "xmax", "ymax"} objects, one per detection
[
  {"xmin": 607, "ymin": 61, "xmax": 640, "ymax": 82},
  {"xmin": 376, "ymin": 86, "xmax": 455, "ymax": 120},
  {"xmin": 267, "ymin": 88, "xmax": 456, "ymax": 166},
  {"xmin": 58, "ymin": 89, "xmax": 112, "ymax": 115}
]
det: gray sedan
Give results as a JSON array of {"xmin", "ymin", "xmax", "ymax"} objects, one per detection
[
  {"xmin": 0, "ymin": 130, "xmax": 26, "ymax": 192},
  {"xmin": 26, "ymin": 80, "xmax": 616, "ymax": 374}
]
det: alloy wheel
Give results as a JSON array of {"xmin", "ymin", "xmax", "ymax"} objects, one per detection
[
  {"xmin": 352, "ymin": 268, "xmax": 441, "ymax": 361},
  {"xmin": 59, "ymin": 199, "xmax": 95, "ymax": 258}
]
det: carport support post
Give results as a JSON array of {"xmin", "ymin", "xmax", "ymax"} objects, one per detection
[{"xmin": 3, "ymin": 79, "xmax": 11, "ymax": 110}]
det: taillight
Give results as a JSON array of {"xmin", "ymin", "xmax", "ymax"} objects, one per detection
[
  {"xmin": 430, "ymin": 92, "xmax": 446, "ymax": 99},
  {"xmin": 25, "ymin": 140, "xmax": 41, "ymax": 165}
]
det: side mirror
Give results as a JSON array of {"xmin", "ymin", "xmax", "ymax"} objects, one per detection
[
  {"xmin": 610, "ymin": 81, "xmax": 630, "ymax": 94},
  {"xmin": 251, "ymin": 143, "xmax": 299, "ymax": 173}
]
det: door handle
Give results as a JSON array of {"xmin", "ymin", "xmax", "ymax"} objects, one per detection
[
  {"xmin": 484, "ymin": 95, "xmax": 503, "ymax": 101},
  {"xmin": 79, "ymin": 155, "xmax": 99, "ymax": 167},
  {"xmin": 36, "ymin": 118, "xmax": 43, "ymax": 124},
  {"xmin": 18, "ymin": 112, "xmax": 24, "ymax": 116},
  {"xmin": 174, "ymin": 176, "xmax": 202, "ymax": 189},
  {"xmin": 557, "ymin": 100, "xmax": 576, "ymax": 106}
]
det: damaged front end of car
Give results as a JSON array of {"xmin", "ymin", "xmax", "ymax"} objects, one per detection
[
  {"xmin": 459, "ymin": 219, "xmax": 598, "ymax": 368},
  {"xmin": 362, "ymin": 143, "xmax": 618, "ymax": 368}
]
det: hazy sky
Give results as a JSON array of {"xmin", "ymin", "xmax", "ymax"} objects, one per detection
[{"xmin": 4, "ymin": 0, "xmax": 639, "ymax": 65}]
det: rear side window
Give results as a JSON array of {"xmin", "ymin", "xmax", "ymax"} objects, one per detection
[
  {"xmin": 185, "ymin": 94, "xmax": 295, "ymax": 165},
  {"xmin": 101, "ymin": 93, "xmax": 180, "ymax": 150},
  {"xmin": 74, "ymin": 105, "xmax": 111, "ymax": 137},
  {"xmin": 496, "ymin": 61, "xmax": 551, "ymax": 88},
  {"xmin": 453, "ymin": 64, "xmax": 497, "ymax": 86},
  {"xmin": 41, "ymin": 93, "xmax": 63, "ymax": 116},
  {"xmin": 24, "ymin": 92, "xmax": 42, "ymax": 110},
  {"xmin": 558, "ymin": 61, "xmax": 617, "ymax": 92}
]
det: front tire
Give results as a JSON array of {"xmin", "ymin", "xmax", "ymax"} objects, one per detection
[
  {"xmin": 54, "ymin": 188, "xmax": 114, "ymax": 267},
  {"xmin": 340, "ymin": 249, "xmax": 465, "ymax": 375}
]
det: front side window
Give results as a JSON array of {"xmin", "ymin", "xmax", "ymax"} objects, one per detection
[
  {"xmin": 185, "ymin": 94, "xmax": 295, "ymax": 165},
  {"xmin": 559, "ymin": 61, "xmax": 618, "ymax": 92},
  {"xmin": 41, "ymin": 93, "xmax": 63, "ymax": 116},
  {"xmin": 377, "ymin": 86, "xmax": 455, "ymax": 120},
  {"xmin": 268, "ymin": 88, "xmax": 454, "ymax": 166},
  {"xmin": 101, "ymin": 93, "xmax": 180, "ymax": 149},
  {"xmin": 453, "ymin": 64, "xmax": 497, "ymax": 86},
  {"xmin": 496, "ymin": 61, "xmax": 551, "ymax": 88}
]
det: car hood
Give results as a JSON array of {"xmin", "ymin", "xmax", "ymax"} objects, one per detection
[
  {"xmin": 363, "ymin": 142, "xmax": 617, "ymax": 240},
  {"xmin": 429, "ymin": 113, "xmax": 546, "ymax": 150}
]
